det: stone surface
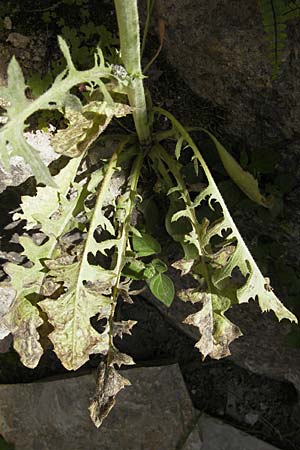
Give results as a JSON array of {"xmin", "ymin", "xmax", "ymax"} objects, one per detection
[
  {"xmin": 198, "ymin": 413, "xmax": 281, "ymax": 450},
  {"xmin": 0, "ymin": 284, "xmax": 15, "ymax": 340},
  {"xmin": 0, "ymin": 129, "xmax": 59, "ymax": 193},
  {"xmin": 159, "ymin": 0, "xmax": 300, "ymax": 150},
  {"xmin": 0, "ymin": 363, "xmax": 283, "ymax": 450},
  {"xmin": 228, "ymin": 301, "xmax": 300, "ymax": 395},
  {"xmin": 144, "ymin": 292, "xmax": 300, "ymax": 396},
  {"xmin": 6, "ymin": 33, "xmax": 31, "ymax": 49},
  {"xmin": 0, "ymin": 365, "xmax": 202, "ymax": 450},
  {"xmin": 0, "ymin": 34, "xmax": 47, "ymax": 87}
]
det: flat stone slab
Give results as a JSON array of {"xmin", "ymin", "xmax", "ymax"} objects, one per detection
[
  {"xmin": 197, "ymin": 414, "xmax": 281, "ymax": 450},
  {"xmin": 0, "ymin": 364, "xmax": 201, "ymax": 450},
  {"xmin": 0, "ymin": 364, "xmax": 282, "ymax": 450}
]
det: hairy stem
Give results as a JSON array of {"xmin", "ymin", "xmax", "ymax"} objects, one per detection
[
  {"xmin": 107, "ymin": 150, "xmax": 144, "ymax": 365},
  {"xmin": 114, "ymin": 0, "xmax": 151, "ymax": 145}
]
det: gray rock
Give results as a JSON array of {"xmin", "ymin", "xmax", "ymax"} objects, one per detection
[
  {"xmin": 0, "ymin": 284, "xmax": 15, "ymax": 340},
  {"xmin": 0, "ymin": 363, "xmax": 283, "ymax": 450},
  {"xmin": 159, "ymin": 0, "xmax": 300, "ymax": 150},
  {"xmin": 198, "ymin": 413, "xmax": 281, "ymax": 450},
  {"xmin": 0, "ymin": 365, "xmax": 202, "ymax": 450},
  {"xmin": 0, "ymin": 129, "xmax": 59, "ymax": 193},
  {"xmin": 6, "ymin": 33, "xmax": 31, "ymax": 49},
  {"xmin": 144, "ymin": 293, "xmax": 300, "ymax": 396},
  {"xmin": 228, "ymin": 301, "xmax": 300, "ymax": 394}
]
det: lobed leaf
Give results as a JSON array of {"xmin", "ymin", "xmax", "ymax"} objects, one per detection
[
  {"xmin": 89, "ymin": 361, "xmax": 132, "ymax": 428},
  {"xmin": 40, "ymin": 263, "xmax": 114, "ymax": 370},
  {"xmin": 1, "ymin": 157, "xmax": 85, "ymax": 367},
  {"xmin": 0, "ymin": 37, "xmax": 114, "ymax": 185},
  {"xmin": 182, "ymin": 292, "xmax": 242, "ymax": 359},
  {"xmin": 151, "ymin": 109, "xmax": 297, "ymax": 360},
  {"xmin": 258, "ymin": 0, "xmax": 300, "ymax": 77},
  {"xmin": 52, "ymin": 102, "xmax": 132, "ymax": 158}
]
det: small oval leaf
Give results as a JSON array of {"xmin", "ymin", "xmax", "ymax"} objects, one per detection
[{"xmin": 148, "ymin": 273, "xmax": 175, "ymax": 307}]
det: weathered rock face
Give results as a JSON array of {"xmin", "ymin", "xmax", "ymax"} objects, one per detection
[
  {"xmin": 0, "ymin": 33, "xmax": 46, "ymax": 86},
  {"xmin": 144, "ymin": 292, "xmax": 300, "ymax": 397},
  {"xmin": 153, "ymin": 0, "xmax": 300, "ymax": 395},
  {"xmin": 159, "ymin": 0, "xmax": 300, "ymax": 150},
  {"xmin": 0, "ymin": 365, "xmax": 201, "ymax": 450},
  {"xmin": 198, "ymin": 413, "xmax": 281, "ymax": 450},
  {"xmin": 0, "ymin": 364, "xmax": 282, "ymax": 450}
]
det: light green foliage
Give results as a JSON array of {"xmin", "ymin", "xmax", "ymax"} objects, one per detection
[
  {"xmin": 132, "ymin": 232, "xmax": 161, "ymax": 256},
  {"xmin": 0, "ymin": 0, "xmax": 297, "ymax": 428},
  {"xmin": 0, "ymin": 37, "xmax": 115, "ymax": 185},
  {"xmin": 150, "ymin": 109, "xmax": 296, "ymax": 358},
  {"xmin": 0, "ymin": 58, "xmax": 54, "ymax": 186},
  {"xmin": 199, "ymin": 129, "xmax": 273, "ymax": 208},
  {"xmin": 258, "ymin": 0, "xmax": 300, "ymax": 77}
]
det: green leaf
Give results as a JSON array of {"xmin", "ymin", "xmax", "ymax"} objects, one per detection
[
  {"xmin": 40, "ymin": 147, "xmax": 142, "ymax": 371},
  {"xmin": 0, "ymin": 437, "xmax": 14, "ymax": 450},
  {"xmin": 0, "ymin": 37, "xmax": 114, "ymax": 186},
  {"xmin": 150, "ymin": 108, "xmax": 297, "ymax": 362},
  {"xmin": 175, "ymin": 136, "xmax": 184, "ymax": 159},
  {"xmin": 58, "ymin": 35, "xmax": 76, "ymax": 71},
  {"xmin": 144, "ymin": 258, "xmax": 168, "ymax": 279},
  {"xmin": 258, "ymin": 0, "xmax": 300, "ymax": 78},
  {"xmin": 202, "ymin": 130, "xmax": 272, "ymax": 208},
  {"xmin": 1, "ymin": 157, "xmax": 84, "ymax": 368},
  {"xmin": 132, "ymin": 232, "xmax": 161, "ymax": 257},
  {"xmin": 143, "ymin": 265, "xmax": 156, "ymax": 279},
  {"xmin": 150, "ymin": 258, "xmax": 168, "ymax": 273},
  {"xmin": 39, "ymin": 151, "xmax": 122, "ymax": 370},
  {"xmin": 122, "ymin": 259, "xmax": 146, "ymax": 280},
  {"xmin": 147, "ymin": 273, "xmax": 175, "ymax": 307},
  {"xmin": 40, "ymin": 264, "xmax": 115, "ymax": 370}
]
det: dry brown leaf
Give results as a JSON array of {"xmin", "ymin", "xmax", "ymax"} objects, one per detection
[{"xmin": 89, "ymin": 362, "xmax": 131, "ymax": 428}]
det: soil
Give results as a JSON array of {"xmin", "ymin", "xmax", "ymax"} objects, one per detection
[{"xmin": 0, "ymin": 2, "xmax": 300, "ymax": 450}]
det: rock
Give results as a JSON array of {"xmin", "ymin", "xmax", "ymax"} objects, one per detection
[
  {"xmin": 0, "ymin": 34, "xmax": 48, "ymax": 86},
  {"xmin": 0, "ymin": 365, "xmax": 202, "ymax": 450},
  {"xmin": 0, "ymin": 129, "xmax": 59, "ymax": 193},
  {"xmin": 0, "ymin": 334, "xmax": 12, "ymax": 353},
  {"xmin": 227, "ymin": 301, "xmax": 300, "ymax": 395},
  {"xmin": 198, "ymin": 413, "xmax": 281, "ymax": 450},
  {"xmin": 143, "ymin": 293, "xmax": 300, "ymax": 396},
  {"xmin": 0, "ymin": 363, "xmax": 284, "ymax": 450},
  {"xmin": 159, "ymin": 0, "xmax": 300, "ymax": 150},
  {"xmin": 7, "ymin": 33, "xmax": 31, "ymax": 49},
  {"xmin": 3, "ymin": 17, "xmax": 12, "ymax": 31},
  {"xmin": 0, "ymin": 284, "xmax": 15, "ymax": 340}
]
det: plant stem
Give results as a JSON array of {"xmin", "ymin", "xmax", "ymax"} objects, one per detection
[
  {"xmin": 107, "ymin": 150, "xmax": 144, "ymax": 365},
  {"xmin": 114, "ymin": 0, "xmax": 151, "ymax": 145}
]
